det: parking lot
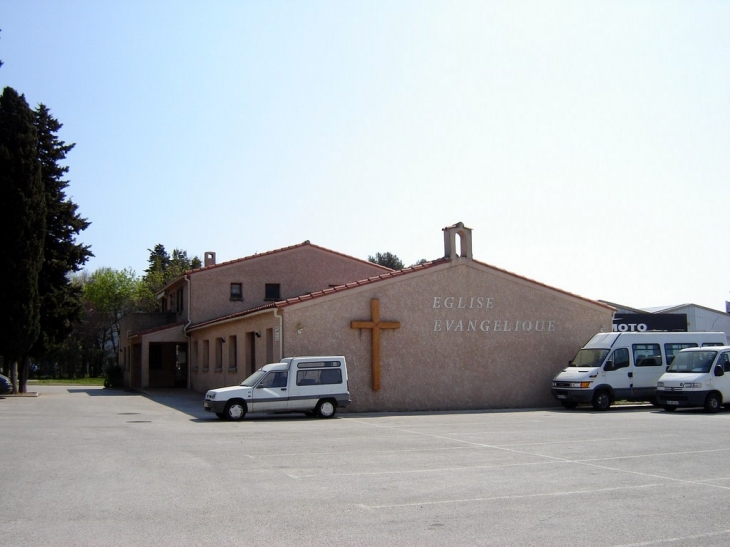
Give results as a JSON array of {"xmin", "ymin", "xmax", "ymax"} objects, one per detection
[{"xmin": 2, "ymin": 386, "xmax": 730, "ymax": 547}]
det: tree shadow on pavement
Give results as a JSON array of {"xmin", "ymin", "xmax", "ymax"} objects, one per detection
[{"xmin": 66, "ymin": 388, "xmax": 136, "ymax": 396}]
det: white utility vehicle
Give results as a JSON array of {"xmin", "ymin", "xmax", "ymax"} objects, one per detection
[
  {"xmin": 204, "ymin": 356, "xmax": 350, "ymax": 420},
  {"xmin": 551, "ymin": 332, "xmax": 727, "ymax": 410},
  {"xmin": 656, "ymin": 346, "xmax": 730, "ymax": 412}
]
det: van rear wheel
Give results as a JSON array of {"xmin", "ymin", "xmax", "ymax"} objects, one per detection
[
  {"xmin": 591, "ymin": 390, "xmax": 611, "ymax": 411},
  {"xmin": 316, "ymin": 400, "xmax": 336, "ymax": 418}
]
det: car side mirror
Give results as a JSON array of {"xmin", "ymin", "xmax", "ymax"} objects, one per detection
[
  {"xmin": 714, "ymin": 367, "xmax": 724, "ymax": 377},
  {"xmin": 604, "ymin": 360, "xmax": 614, "ymax": 372}
]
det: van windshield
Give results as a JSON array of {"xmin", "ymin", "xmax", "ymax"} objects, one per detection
[
  {"xmin": 570, "ymin": 349, "xmax": 609, "ymax": 368},
  {"xmin": 666, "ymin": 351, "xmax": 717, "ymax": 373},
  {"xmin": 240, "ymin": 370, "xmax": 266, "ymax": 387}
]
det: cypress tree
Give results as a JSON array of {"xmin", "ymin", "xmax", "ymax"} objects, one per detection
[
  {"xmin": 26, "ymin": 105, "xmax": 92, "ymax": 385},
  {"xmin": 0, "ymin": 87, "xmax": 46, "ymax": 390}
]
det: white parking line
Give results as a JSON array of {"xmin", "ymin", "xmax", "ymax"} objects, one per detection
[
  {"xmin": 360, "ymin": 482, "xmax": 662, "ymax": 509},
  {"xmin": 609, "ymin": 529, "xmax": 730, "ymax": 547}
]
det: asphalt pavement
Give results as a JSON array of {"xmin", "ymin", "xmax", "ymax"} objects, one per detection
[{"xmin": 2, "ymin": 385, "xmax": 730, "ymax": 547}]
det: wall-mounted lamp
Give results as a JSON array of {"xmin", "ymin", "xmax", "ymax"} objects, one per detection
[
  {"xmin": 296, "ymin": 322, "xmax": 304, "ymax": 335},
  {"xmin": 254, "ymin": 331, "xmax": 261, "ymax": 338}
]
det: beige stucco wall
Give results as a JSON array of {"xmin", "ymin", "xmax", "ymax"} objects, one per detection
[
  {"xmin": 279, "ymin": 258, "xmax": 613, "ymax": 411},
  {"xmin": 123, "ymin": 244, "xmax": 389, "ymax": 391},
  {"xmin": 188, "ymin": 311, "xmax": 283, "ymax": 393},
  {"xmin": 123, "ymin": 324, "xmax": 187, "ymax": 388}
]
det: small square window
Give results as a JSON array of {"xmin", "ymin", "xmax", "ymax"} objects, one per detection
[
  {"xmin": 230, "ymin": 283, "xmax": 243, "ymax": 301},
  {"xmin": 265, "ymin": 283, "xmax": 280, "ymax": 301}
]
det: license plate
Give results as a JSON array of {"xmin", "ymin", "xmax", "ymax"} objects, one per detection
[
  {"xmin": 556, "ymin": 394, "xmax": 567, "ymax": 399},
  {"xmin": 666, "ymin": 400, "xmax": 679, "ymax": 405}
]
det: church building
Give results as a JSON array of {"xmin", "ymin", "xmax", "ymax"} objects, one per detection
[{"xmin": 121, "ymin": 223, "xmax": 614, "ymax": 411}]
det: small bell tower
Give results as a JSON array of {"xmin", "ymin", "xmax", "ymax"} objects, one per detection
[{"xmin": 443, "ymin": 222, "xmax": 473, "ymax": 260}]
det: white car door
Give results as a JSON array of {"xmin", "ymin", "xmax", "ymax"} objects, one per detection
[
  {"xmin": 250, "ymin": 371, "xmax": 289, "ymax": 412},
  {"xmin": 601, "ymin": 347, "xmax": 632, "ymax": 399},
  {"xmin": 716, "ymin": 352, "xmax": 730, "ymax": 402},
  {"xmin": 631, "ymin": 344, "xmax": 665, "ymax": 399}
]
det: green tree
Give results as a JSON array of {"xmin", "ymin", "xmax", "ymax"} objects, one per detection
[
  {"xmin": 24, "ymin": 105, "xmax": 92, "ymax": 386},
  {"xmin": 35, "ymin": 272, "xmax": 118, "ymax": 380},
  {"xmin": 368, "ymin": 252, "xmax": 405, "ymax": 270},
  {"xmin": 0, "ymin": 87, "xmax": 46, "ymax": 392},
  {"xmin": 83, "ymin": 268, "xmax": 142, "ymax": 358},
  {"xmin": 140, "ymin": 245, "xmax": 201, "ymax": 310}
]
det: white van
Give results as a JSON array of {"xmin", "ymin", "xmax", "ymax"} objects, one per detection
[
  {"xmin": 204, "ymin": 356, "xmax": 350, "ymax": 420},
  {"xmin": 551, "ymin": 332, "xmax": 727, "ymax": 410},
  {"xmin": 656, "ymin": 346, "xmax": 730, "ymax": 412}
]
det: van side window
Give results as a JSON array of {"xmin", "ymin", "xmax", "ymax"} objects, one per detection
[
  {"xmin": 297, "ymin": 369, "xmax": 342, "ymax": 386},
  {"xmin": 664, "ymin": 343, "xmax": 698, "ymax": 365},
  {"xmin": 610, "ymin": 348, "xmax": 629, "ymax": 369},
  {"xmin": 722, "ymin": 353, "xmax": 730, "ymax": 373},
  {"xmin": 633, "ymin": 343, "xmax": 662, "ymax": 367},
  {"xmin": 260, "ymin": 372, "xmax": 288, "ymax": 388}
]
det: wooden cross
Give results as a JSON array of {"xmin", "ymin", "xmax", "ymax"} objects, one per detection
[{"xmin": 350, "ymin": 298, "xmax": 401, "ymax": 391}]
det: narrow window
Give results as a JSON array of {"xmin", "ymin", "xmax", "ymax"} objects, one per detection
[
  {"xmin": 228, "ymin": 335, "xmax": 237, "ymax": 371},
  {"xmin": 230, "ymin": 283, "xmax": 243, "ymax": 301},
  {"xmin": 215, "ymin": 338, "xmax": 223, "ymax": 371},
  {"xmin": 192, "ymin": 341, "xmax": 199, "ymax": 371},
  {"xmin": 265, "ymin": 283, "xmax": 280, "ymax": 301},
  {"xmin": 202, "ymin": 340, "xmax": 210, "ymax": 372}
]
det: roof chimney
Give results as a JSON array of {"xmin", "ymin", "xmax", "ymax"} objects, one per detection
[{"xmin": 204, "ymin": 252, "xmax": 216, "ymax": 267}]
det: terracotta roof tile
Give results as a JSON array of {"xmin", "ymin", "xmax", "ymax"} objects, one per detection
[{"xmin": 185, "ymin": 255, "xmax": 612, "ymax": 332}]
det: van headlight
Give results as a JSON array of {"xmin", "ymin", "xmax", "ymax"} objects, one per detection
[
  {"xmin": 571, "ymin": 382, "xmax": 591, "ymax": 389},
  {"xmin": 681, "ymin": 382, "xmax": 702, "ymax": 389},
  {"xmin": 657, "ymin": 382, "xmax": 664, "ymax": 389},
  {"xmin": 207, "ymin": 392, "xmax": 216, "ymax": 400}
]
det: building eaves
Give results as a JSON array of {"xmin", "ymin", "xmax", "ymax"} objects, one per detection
[
  {"xmin": 186, "ymin": 259, "xmax": 448, "ymax": 331},
  {"xmin": 469, "ymin": 258, "xmax": 616, "ymax": 311},
  {"xmin": 647, "ymin": 303, "xmax": 728, "ymax": 315},
  {"xmin": 186, "ymin": 303, "xmax": 278, "ymax": 332},
  {"xmin": 185, "ymin": 255, "xmax": 614, "ymax": 332},
  {"xmin": 128, "ymin": 321, "xmax": 187, "ymax": 338},
  {"xmin": 274, "ymin": 257, "xmax": 450, "ymax": 308},
  {"xmin": 599, "ymin": 300, "xmax": 647, "ymax": 314}
]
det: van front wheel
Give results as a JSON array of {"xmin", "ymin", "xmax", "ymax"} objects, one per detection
[
  {"xmin": 316, "ymin": 400, "xmax": 337, "ymax": 418},
  {"xmin": 704, "ymin": 393, "xmax": 722, "ymax": 413},
  {"xmin": 225, "ymin": 400, "xmax": 247, "ymax": 421},
  {"xmin": 592, "ymin": 390, "xmax": 611, "ymax": 411}
]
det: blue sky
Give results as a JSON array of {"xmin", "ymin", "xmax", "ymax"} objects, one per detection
[{"xmin": 2, "ymin": 1, "xmax": 729, "ymax": 311}]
